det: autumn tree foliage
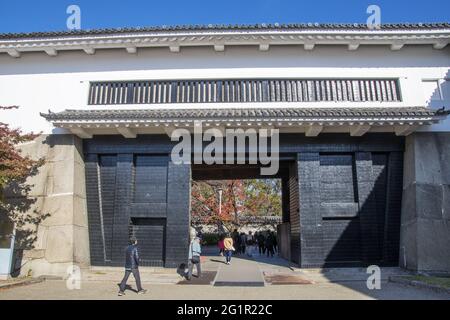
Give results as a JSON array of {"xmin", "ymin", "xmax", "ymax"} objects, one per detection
[
  {"xmin": 0, "ymin": 106, "xmax": 41, "ymax": 200},
  {"xmin": 0, "ymin": 106, "xmax": 46, "ymax": 250},
  {"xmin": 191, "ymin": 180, "xmax": 244, "ymax": 226},
  {"xmin": 191, "ymin": 179, "xmax": 282, "ymax": 229},
  {"xmin": 244, "ymin": 179, "xmax": 282, "ymax": 217}
]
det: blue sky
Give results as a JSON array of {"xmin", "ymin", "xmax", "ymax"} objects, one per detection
[{"xmin": 0, "ymin": 0, "xmax": 449, "ymax": 33}]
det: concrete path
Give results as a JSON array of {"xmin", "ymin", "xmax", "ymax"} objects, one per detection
[
  {"xmin": 5, "ymin": 246, "xmax": 444, "ymax": 300},
  {"xmin": 1, "ymin": 247, "xmax": 449, "ymax": 300},
  {"xmin": 1, "ymin": 279, "xmax": 450, "ymax": 300},
  {"xmin": 213, "ymin": 256, "xmax": 265, "ymax": 287}
]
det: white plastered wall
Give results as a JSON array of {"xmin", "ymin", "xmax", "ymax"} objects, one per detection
[{"xmin": 0, "ymin": 44, "xmax": 449, "ymax": 134}]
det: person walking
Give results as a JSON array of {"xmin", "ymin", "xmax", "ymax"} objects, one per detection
[
  {"xmin": 187, "ymin": 235, "xmax": 202, "ymax": 280},
  {"xmin": 273, "ymin": 232, "xmax": 278, "ymax": 254},
  {"xmin": 223, "ymin": 234, "xmax": 234, "ymax": 265},
  {"xmin": 246, "ymin": 231, "xmax": 255, "ymax": 257},
  {"xmin": 265, "ymin": 232, "xmax": 275, "ymax": 258},
  {"xmin": 233, "ymin": 231, "xmax": 241, "ymax": 255},
  {"xmin": 257, "ymin": 232, "xmax": 266, "ymax": 255},
  {"xmin": 118, "ymin": 237, "xmax": 147, "ymax": 296},
  {"xmin": 218, "ymin": 234, "xmax": 225, "ymax": 256},
  {"xmin": 240, "ymin": 232, "xmax": 246, "ymax": 255}
]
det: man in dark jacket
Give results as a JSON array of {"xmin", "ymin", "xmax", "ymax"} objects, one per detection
[
  {"xmin": 118, "ymin": 237, "xmax": 147, "ymax": 296},
  {"xmin": 265, "ymin": 232, "xmax": 275, "ymax": 258}
]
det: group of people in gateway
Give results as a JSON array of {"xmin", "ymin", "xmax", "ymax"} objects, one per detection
[
  {"xmin": 218, "ymin": 230, "xmax": 279, "ymax": 262},
  {"xmin": 117, "ymin": 229, "xmax": 279, "ymax": 294},
  {"xmin": 187, "ymin": 229, "xmax": 279, "ymax": 281}
]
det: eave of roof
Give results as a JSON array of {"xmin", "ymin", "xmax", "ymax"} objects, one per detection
[
  {"xmin": 41, "ymin": 107, "xmax": 448, "ymax": 123},
  {"xmin": 2, "ymin": 23, "xmax": 449, "ymax": 57},
  {"xmin": 41, "ymin": 107, "xmax": 449, "ymax": 138}
]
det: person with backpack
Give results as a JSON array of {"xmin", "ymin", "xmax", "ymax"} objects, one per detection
[
  {"xmin": 187, "ymin": 235, "xmax": 202, "ymax": 280},
  {"xmin": 223, "ymin": 234, "xmax": 235, "ymax": 265}
]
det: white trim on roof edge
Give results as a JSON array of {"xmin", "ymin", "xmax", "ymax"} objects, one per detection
[
  {"xmin": 55, "ymin": 120, "xmax": 438, "ymax": 138},
  {"xmin": 1, "ymin": 28, "xmax": 449, "ymax": 57}
]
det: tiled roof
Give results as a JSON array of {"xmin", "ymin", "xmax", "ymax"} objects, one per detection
[
  {"xmin": 192, "ymin": 215, "xmax": 282, "ymax": 224},
  {"xmin": 2, "ymin": 23, "xmax": 450, "ymax": 39},
  {"xmin": 41, "ymin": 107, "xmax": 448, "ymax": 122}
]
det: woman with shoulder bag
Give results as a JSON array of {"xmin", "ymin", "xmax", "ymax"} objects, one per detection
[
  {"xmin": 223, "ymin": 233, "xmax": 235, "ymax": 265},
  {"xmin": 187, "ymin": 236, "xmax": 202, "ymax": 280}
]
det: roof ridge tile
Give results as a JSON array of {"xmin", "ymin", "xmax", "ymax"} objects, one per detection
[{"xmin": 2, "ymin": 22, "xmax": 449, "ymax": 40}]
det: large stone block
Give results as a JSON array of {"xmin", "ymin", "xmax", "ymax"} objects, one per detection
[
  {"xmin": 33, "ymin": 225, "xmax": 49, "ymax": 250},
  {"xmin": 402, "ymin": 135, "xmax": 416, "ymax": 188},
  {"xmin": 73, "ymin": 135, "xmax": 85, "ymax": 166},
  {"xmin": 415, "ymin": 183, "xmax": 444, "ymax": 220},
  {"xmin": 401, "ymin": 132, "xmax": 450, "ymax": 272},
  {"xmin": 19, "ymin": 135, "xmax": 78, "ymax": 163},
  {"xmin": 73, "ymin": 195, "xmax": 88, "ymax": 228},
  {"xmin": 443, "ymin": 184, "xmax": 450, "ymax": 221},
  {"xmin": 73, "ymin": 161, "xmax": 86, "ymax": 199},
  {"xmin": 44, "ymin": 226, "xmax": 74, "ymax": 263},
  {"xmin": 23, "ymin": 249, "xmax": 45, "ymax": 259},
  {"xmin": 412, "ymin": 133, "xmax": 450, "ymax": 185},
  {"xmin": 37, "ymin": 195, "xmax": 75, "ymax": 227},
  {"xmin": 399, "ymin": 220, "xmax": 418, "ymax": 270},
  {"xmin": 73, "ymin": 225, "xmax": 90, "ymax": 266},
  {"xmin": 401, "ymin": 183, "xmax": 417, "ymax": 223},
  {"xmin": 417, "ymin": 218, "xmax": 450, "ymax": 271},
  {"xmin": 33, "ymin": 161, "xmax": 75, "ymax": 197},
  {"xmin": 9, "ymin": 135, "xmax": 82, "ymax": 198},
  {"xmin": 20, "ymin": 258, "xmax": 73, "ymax": 278},
  {"xmin": 5, "ymin": 134, "xmax": 90, "ymax": 277}
]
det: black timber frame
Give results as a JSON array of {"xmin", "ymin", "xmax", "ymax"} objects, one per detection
[
  {"xmin": 84, "ymin": 133, "xmax": 404, "ymax": 268},
  {"xmin": 88, "ymin": 78, "xmax": 402, "ymax": 105}
]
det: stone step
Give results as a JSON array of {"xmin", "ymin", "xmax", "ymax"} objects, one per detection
[
  {"xmin": 81, "ymin": 267, "xmax": 183, "ymax": 284},
  {"xmin": 289, "ymin": 267, "xmax": 411, "ymax": 283},
  {"xmin": 88, "ymin": 266, "xmax": 176, "ymax": 274},
  {"xmin": 82, "ymin": 274, "xmax": 182, "ymax": 284}
]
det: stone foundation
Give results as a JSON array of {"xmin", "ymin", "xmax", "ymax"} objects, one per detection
[
  {"xmin": 400, "ymin": 132, "xmax": 450, "ymax": 272},
  {"xmin": 7, "ymin": 134, "xmax": 89, "ymax": 278}
]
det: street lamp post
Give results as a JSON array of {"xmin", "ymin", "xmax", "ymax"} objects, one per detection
[{"xmin": 218, "ymin": 188, "xmax": 223, "ymax": 233}]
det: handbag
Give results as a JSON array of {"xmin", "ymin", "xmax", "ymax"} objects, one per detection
[{"xmin": 190, "ymin": 241, "xmax": 201, "ymax": 264}]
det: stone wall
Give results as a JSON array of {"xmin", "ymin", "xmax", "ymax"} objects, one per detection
[
  {"xmin": 7, "ymin": 134, "xmax": 89, "ymax": 278},
  {"xmin": 401, "ymin": 132, "xmax": 450, "ymax": 272}
]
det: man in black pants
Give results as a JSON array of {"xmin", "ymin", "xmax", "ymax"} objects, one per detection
[
  {"xmin": 265, "ymin": 232, "xmax": 275, "ymax": 258},
  {"xmin": 257, "ymin": 232, "xmax": 266, "ymax": 255},
  {"xmin": 118, "ymin": 237, "xmax": 147, "ymax": 296}
]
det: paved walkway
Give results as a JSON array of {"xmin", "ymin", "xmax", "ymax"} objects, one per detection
[
  {"xmin": 2, "ymin": 246, "xmax": 449, "ymax": 299},
  {"xmin": 213, "ymin": 256, "xmax": 265, "ymax": 287},
  {"xmin": 1, "ymin": 279, "xmax": 449, "ymax": 300}
]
